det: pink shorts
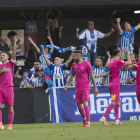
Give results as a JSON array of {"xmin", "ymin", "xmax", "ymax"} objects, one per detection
[
  {"xmin": 75, "ymin": 89, "xmax": 90, "ymax": 104},
  {"xmin": 0, "ymin": 87, "xmax": 14, "ymax": 106},
  {"xmin": 108, "ymin": 85, "xmax": 120, "ymax": 102},
  {"xmin": 136, "ymin": 91, "xmax": 140, "ymax": 104},
  {"xmin": 24, "ymin": 33, "xmax": 38, "ymax": 46}
]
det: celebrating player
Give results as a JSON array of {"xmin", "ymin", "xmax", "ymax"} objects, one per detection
[
  {"xmin": 0, "ymin": 36, "xmax": 18, "ymax": 130},
  {"xmin": 100, "ymin": 47, "xmax": 131, "ymax": 125},
  {"xmin": 64, "ymin": 50, "xmax": 99, "ymax": 127}
]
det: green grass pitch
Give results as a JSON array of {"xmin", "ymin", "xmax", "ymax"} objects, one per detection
[{"xmin": 1, "ymin": 121, "xmax": 140, "ymax": 140}]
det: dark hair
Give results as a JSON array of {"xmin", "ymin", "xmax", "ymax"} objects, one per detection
[
  {"xmin": 34, "ymin": 60, "xmax": 41, "ymax": 64},
  {"xmin": 23, "ymin": 69, "xmax": 29, "ymax": 73},
  {"xmin": 7, "ymin": 31, "xmax": 17, "ymax": 39},
  {"xmin": 1, "ymin": 51, "xmax": 11, "ymax": 57},
  {"xmin": 73, "ymin": 50, "xmax": 82, "ymax": 54},
  {"xmin": 96, "ymin": 56, "xmax": 103, "ymax": 62},
  {"xmin": 113, "ymin": 49, "xmax": 120, "ymax": 56}
]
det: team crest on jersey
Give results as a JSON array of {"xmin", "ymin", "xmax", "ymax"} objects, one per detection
[
  {"xmin": 111, "ymin": 94, "xmax": 116, "ymax": 101},
  {"xmin": 81, "ymin": 67, "xmax": 84, "ymax": 70},
  {"xmin": 78, "ymin": 69, "xmax": 80, "ymax": 72}
]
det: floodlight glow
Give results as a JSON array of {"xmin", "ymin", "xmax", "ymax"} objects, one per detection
[{"xmin": 134, "ymin": 10, "xmax": 140, "ymax": 14}]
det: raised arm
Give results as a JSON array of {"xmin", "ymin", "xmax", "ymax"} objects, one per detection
[
  {"xmin": 135, "ymin": 23, "xmax": 140, "ymax": 31},
  {"xmin": 64, "ymin": 73, "xmax": 75, "ymax": 91},
  {"xmin": 89, "ymin": 72, "xmax": 99, "ymax": 96},
  {"xmin": 56, "ymin": 7, "xmax": 62, "ymax": 20},
  {"xmin": 127, "ymin": 64, "xmax": 138, "ymax": 70},
  {"xmin": 11, "ymin": 36, "xmax": 18, "ymax": 62},
  {"xmin": 76, "ymin": 28, "xmax": 80, "ymax": 39},
  {"xmin": 59, "ymin": 26, "xmax": 63, "ymax": 38},
  {"xmin": 15, "ymin": 67, "xmax": 22, "ymax": 79},
  {"xmin": 47, "ymin": 36, "xmax": 54, "ymax": 53},
  {"xmin": 28, "ymin": 36, "xmax": 40, "ymax": 53},
  {"xmin": 46, "ymin": 26, "xmax": 51, "ymax": 36},
  {"xmin": 46, "ymin": 8, "xmax": 52, "ymax": 24},
  {"xmin": 65, "ymin": 51, "xmax": 73, "ymax": 67},
  {"xmin": 104, "ymin": 28, "xmax": 114, "ymax": 38},
  {"xmin": 37, "ymin": 9, "xmax": 44, "ymax": 19},
  {"xmin": 95, "ymin": 72, "xmax": 109, "ymax": 78},
  {"xmin": 42, "ymin": 47, "xmax": 51, "ymax": 66},
  {"xmin": 105, "ymin": 51, "xmax": 111, "ymax": 69},
  {"xmin": 116, "ymin": 18, "xmax": 123, "ymax": 35},
  {"xmin": 110, "ymin": 16, "xmax": 117, "ymax": 29},
  {"xmin": 20, "ymin": 10, "xmax": 26, "ymax": 19}
]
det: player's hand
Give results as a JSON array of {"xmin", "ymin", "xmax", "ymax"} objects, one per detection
[
  {"xmin": 64, "ymin": 84, "xmax": 68, "ymax": 91},
  {"xmin": 116, "ymin": 18, "xmax": 120, "ymax": 23},
  {"xmin": 107, "ymin": 51, "xmax": 111, "ymax": 57},
  {"xmin": 71, "ymin": 81, "xmax": 75, "ymax": 85},
  {"xmin": 18, "ymin": 67, "xmax": 22, "ymax": 70},
  {"xmin": 90, "ymin": 87, "xmax": 93, "ymax": 92},
  {"xmin": 133, "ymin": 64, "xmax": 138, "ymax": 68},
  {"xmin": 59, "ymin": 26, "xmax": 63, "ymax": 30},
  {"xmin": 94, "ymin": 87, "xmax": 99, "ymax": 96},
  {"xmin": 110, "ymin": 28, "xmax": 114, "ymax": 33},
  {"xmin": 28, "ymin": 36, "xmax": 32, "ymax": 42},
  {"xmin": 102, "ymin": 84, "xmax": 106, "ymax": 87},
  {"xmin": 2, "ymin": 66, "xmax": 11, "ymax": 73},
  {"xmin": 76, "ymin": 28, "xmax": 80, "ymax": 32},
  {"xmin": 46, "ymin": 26, "xmax": 50, "ymax": 30},
  {"xmin": 125, "ymin": 47, "xmax": 129, "ymax": 55}
]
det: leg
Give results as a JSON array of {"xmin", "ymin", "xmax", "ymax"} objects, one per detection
[
  {"xmin": 25, "ymin": 45, "xmax": 30, "ymax": 59},
  {"xmin": 83, "ymin": 101, "xmax": 90, "ymax": 124},
  {"xmin": 91, "ymin": 52, "xmax": 97, "ymax": 66},
  {"xmin": 32, "ymin": 45, "xmax": 37, "ymax": 60},
  {"xmin": 136, "ymin": 91, "xmax": 140, "ymax": 104},
  {"xmin": 0, "ymin": 107, "xmax": 2, "ymax": 124},
  {"xmin": 8, "ymin": 106, "xmax": 14, "ymax": 129},
  {"xmin": 0, "ymin": 90, "xmax": 4, "ymax": 127},
  {"xmin": 77, "ymin": 103, "xmax": 86, "ymax": 119}
]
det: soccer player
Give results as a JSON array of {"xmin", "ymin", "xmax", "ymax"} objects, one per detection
[
  {"xmin": 64, "ymin": 50, "xmax": 99, "ymax": 127},
  {"xmin": 0, "ymin": 36, "xmax": 18, "ymax": 130},
  {"xmin": 100, "ymin": 47, "xmax": 131, "ymax": 125}
]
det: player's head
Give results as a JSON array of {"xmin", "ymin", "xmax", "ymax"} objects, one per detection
[
  {"xmin": 123, "ymin": 22, "xmax": 132, "ymax": 32},
  {"xmin": 0, "ymin": 51, "xmax": 10, "ymax": 62},
  {"xmin": 87, "ymin": 21, "xmax": 94, "ymax": 31},
  {"xmin": 0, "ymin": 35, "xmax": 7, "ymax": 44},
  {"xmin": 113, "ymin": 49, "xmax": 121, "ymax": 59},
  {"xmin": 95, "ymin": 56, "xmax": 103, "ymax": 67},
  {"xmin": 73, "ymin": 50, "xmax": 82, "ymax": 62},
  {"xmin": 54, "ymin": 57, "xmax": 61, "ymax": 66},
  {"xmin": 44, "ymin": 47, "xmax": 49, "ymax": 54},
  {"xmin": 28, "ymin": 9, "xmax": 34, "ymax": 20},
  {"xmin": 33, "ymin": 60, "xmax": 41, "ymax": 69},
  {"xmin": 23, "ymin": 70, "xmax": 28, "ymax": 78},
  {"xmin": 50, "ymin": 20, "xmax": 56, "ymax": 28}
]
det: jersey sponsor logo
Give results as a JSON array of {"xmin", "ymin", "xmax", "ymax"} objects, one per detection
[{"xmin": 54, "ymin": 74, "xmax": 63, "ymax": 79}]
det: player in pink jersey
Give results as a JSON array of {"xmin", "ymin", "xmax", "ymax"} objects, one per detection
[
  {"xmin": 100, "ymin": 47, "xmax": 131, "ymax": 125},
  {"xmin": 0, "ymin": 36, "xmax": 18, "ymax": 130},
  {"xmin": 64, "ymin": 50, "xmax": 99, "ymax": 127},
  {"xmin": 128, "ymin": 59, "xmax": 140, "ymax": 103}
]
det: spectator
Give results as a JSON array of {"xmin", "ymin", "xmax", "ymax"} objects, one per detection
[
  {"xmin": 91, "ymin": 56, "xmax": 108, "ymax": 86},
  {"xmin": 110, "ymin": 16, "xmax": 126, "ymax": 48},
  {"xmin": 46, "ymin": 7, "xmax": 62, "ymax": 28},
  {"xmin": 15, "ymin": 67, "xmax": 29, "ymax": 88},
  {"xmin": 66, "ymin": 66, "xmax": 75, "ymax": 86},
  {"xmin": 42, "ymin": 47, "xmax": 73, "ymax": 87},
  {"xmin": 116, "ymin": 18, "xmax": 140, "ymax": 55},
  {"xmin": 76, "ymin": 21, "xmax": 114, "ymax": 66},
  {"xmin": 46, "ymin": 21, "xmax": 63, "ymax": 59},
  {"xmin": 20, "ymin": 9, "xmax": 44, "ymax": 60},
  {"xmin": 28, "ymin": 36, "xmax": 53, "ymax": 75},
  {"xmin": 0, "ymin": 35, "xmax": 9, "ymax": 52},
  {"xmin": 9, "ymin": 36, "xmax": 26, "ymax": 75}
]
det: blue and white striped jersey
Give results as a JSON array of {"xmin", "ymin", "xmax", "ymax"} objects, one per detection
[
  {"xmin": 38, "ymin": 51, "xmax": 52, "ymax": 70},
  {"xmin": 120, "ymin": 27, "xmax": 136, "ymax": 54},
  {"xmin": 79, "ymin": 29, "xmax": 105, "ymax": 52},
  {"xmin": 29, "ymin": 77, "xmax": 43, "ymax": 88},
  {"xmin": 66, "ymin": 70, "xmax": 75, "ymax": 86},
  {"xmin": 82, "ymin": 45, "xmax": 88, "ymax": 62},
  {"xmin": 128, "ymin": 70, "xmax": 136, "ymax": 82},
  {"xmin": 91, "ymin": 66, "xmax": 108, "ymax": 86},
  {"xmin": 120, "ymin": 69, "xmax": 134, "ymax": 85},
  {"xmin": 49, "ymin": 63, "xmax": 67, "ymax": 87},
  {"xmin": 20, "ymin": 76, "xmax": 29, "ymax": 88}
]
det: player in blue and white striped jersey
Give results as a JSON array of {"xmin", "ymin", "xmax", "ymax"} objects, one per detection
[
  {"xmin": 28, "ymin": 36, "xmax": 54, "ymax": 71},
  {"xmin": 116, "ymin": 18, "xmax": 140, "ymax": 54},
  {"xmin": 76, "ymin": 21, "xmax": 114, "ymax": 66},
  {"xmin": 66, "ymin": 69, "xmax": 75, "ymax": 86},
  {"xmin": 91, "ymin": 56, "xmax": 108, "ymax": 86},
  {"xmin": 42, "ymin": 47, "xmax": 73, "ymax": 87}
]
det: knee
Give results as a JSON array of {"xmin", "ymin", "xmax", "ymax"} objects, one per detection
[
  {"xmin": 8, "ymin": 106, "xmax": 13, "ymax": 112},
  {"xmin": 77, "ymin": 104, "xmax": 82, "ymax": 109},
  {"xmin": 117, "ymin": 101, "xmax": 121, "ymax": 105}
]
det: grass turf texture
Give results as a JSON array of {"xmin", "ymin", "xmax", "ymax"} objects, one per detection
[{"xmin": 1, "ymin": 121, "xmax": 140, "ymax": 140}]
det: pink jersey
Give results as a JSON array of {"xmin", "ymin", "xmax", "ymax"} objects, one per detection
[
  {"xmin": 0, "ymin": 60, "xmax": 15, "ymax": 88},
  {"xmin": 108, "ymin": 59, "xmax": 125, "ymax": 85},
  {"xmin": 71, "ymin": 60, "xmax": 93, "ymax": 90},
  {"xmin": 133, "ymin": 59, "xmax": 140, "ymax": 91}
]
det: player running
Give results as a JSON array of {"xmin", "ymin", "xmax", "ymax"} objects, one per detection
[
  {"xmin": 64, "ymin": 50, "xmax": 99, "ymax": 127},
  {"xmin": 100, "ymin": 47, "xmax": 131, "ymax": 125},
  {"xmin": 0, "ymin": 36, "xmax": 18, "ymax": 130}
]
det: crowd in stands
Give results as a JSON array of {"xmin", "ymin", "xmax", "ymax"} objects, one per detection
[{"xmin": 0, "ymin": 8, "xmax": 140, "ymax": 90}]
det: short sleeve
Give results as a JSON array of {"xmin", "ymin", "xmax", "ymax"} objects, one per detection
[
  {"xmin": 61, "ymin": 64, "xmax": 67, "ymax": 70},
  {"xmin": 28, "ymin": 71, "xmax": 33, "ymax": 78},
  {"xmin": 71, "ymin": 64, "xmax": 75, "ymax": 73},
  {"xmin": 47, "ymin": 52, "xmax": 52, "ymax": 58},
  {"xmin": 129, "ymin": 70, "xmax": 134, "ymax": 78},
  {"xmin": 79, "ymin": 30, "xmax": 86, "ymax": 40},
  {"xmin": 49, "ymin": 63, "xmax": 55, "ymax": 70},
  {"xmin": 97, "ymin": 30, "xmax": 105, "ymax": 39},
  {"xmin": 29, "ymin": 80, "xmax": 33, "ymax": 85},
  {"xmin": 117, "ymin": 60, "xmax": 125, "ymax": 67},
  {"xmin": 38, "ymin": 51, "xmax": 43, "ymax": 56},
  {"xmin": 86, "ymin": 62, "xmax": 93, "ymax": 73},
  {"xmin": 103, "ymin": 67, "xmax": 108, "ymax": 72},
  {"xmin": 66, "ymin": 70, "xmax": 72, "ymax": 76},
  {"xmin": 120, "ymin": 31, "xmax": 125, "ymax": 37},
  {"xmin": 21, "ymin": 76, "xmax": 24, "ymax": 80},
  {"xmin": 131, "ymin": 27, "xmax": 136, "ymax": 34}
]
